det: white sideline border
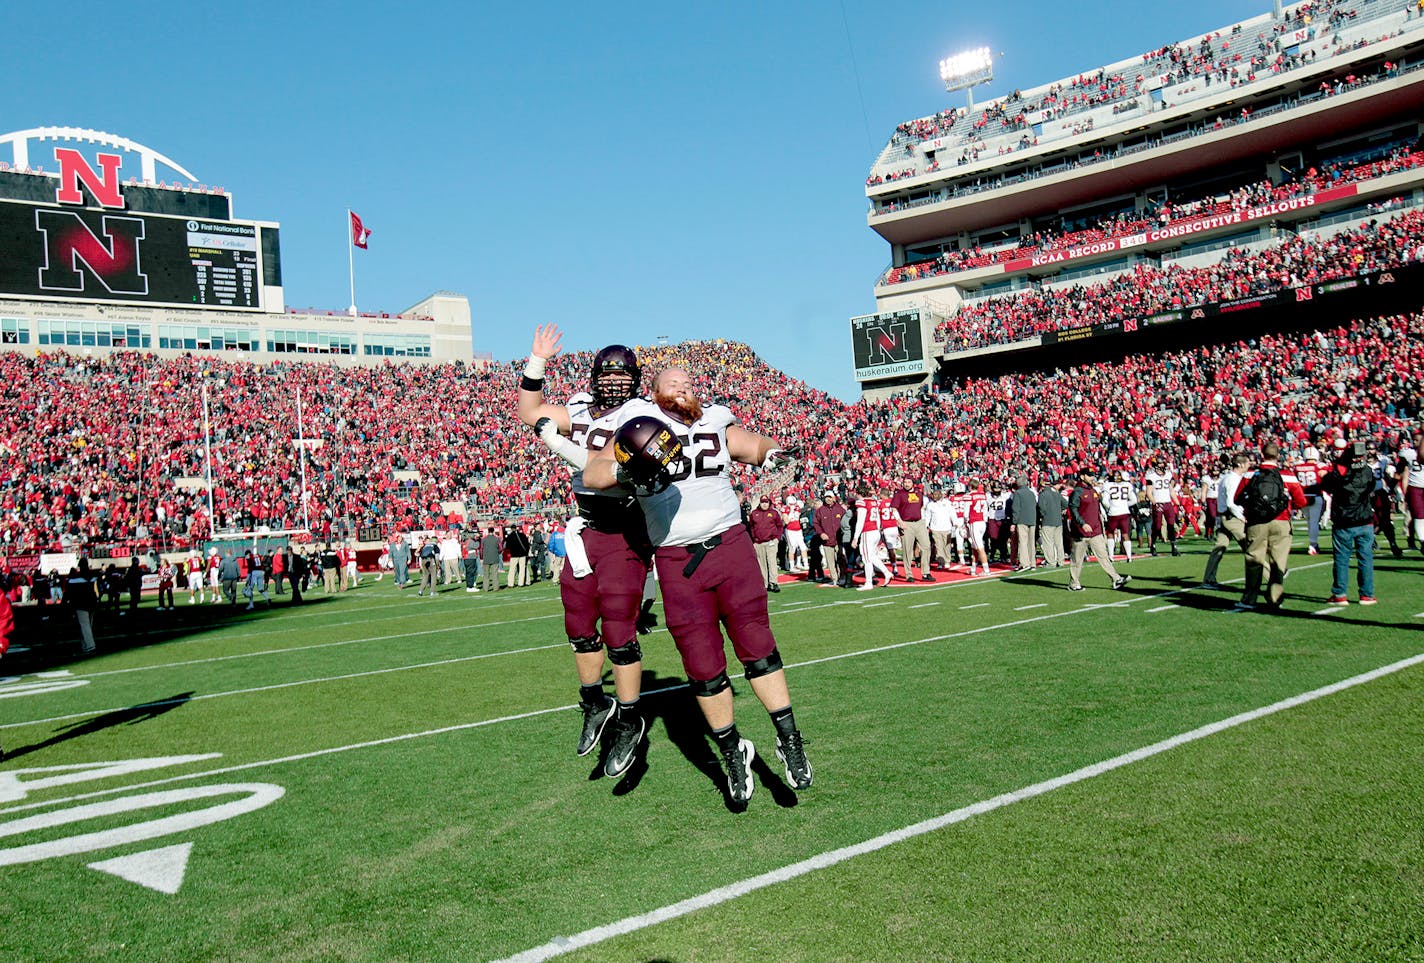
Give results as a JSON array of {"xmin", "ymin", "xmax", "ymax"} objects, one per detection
[{"xmin": 496, "ymin": 649, "xmax": 1424, "ymax": 963}]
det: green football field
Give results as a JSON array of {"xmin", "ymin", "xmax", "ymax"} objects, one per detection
[{"xmin": 2, "ymin": 536, "xmax": 1422, "ymax": 962}]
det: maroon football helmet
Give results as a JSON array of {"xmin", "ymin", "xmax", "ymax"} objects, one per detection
[
  {"xmin": 613, "ymin": 415, "xmax": 682, "ymax": 493},
  {"xmin": 590, "ymin": 345, "xmax": 641, "ymax": 410}
]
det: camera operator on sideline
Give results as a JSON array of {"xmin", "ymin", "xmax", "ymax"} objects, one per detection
[{"xmin": 1319, "ymin": 437, "xmax": 1378, "ymax": 605}]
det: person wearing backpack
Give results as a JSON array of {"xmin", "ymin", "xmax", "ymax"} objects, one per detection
[
  {"xmin": 1318, "ymin": 437, "xmax": 1378, "ymax": 604},
  {"xmin": 1231, "ymin": 441, "xmax": 1307, "ymax": 611}
]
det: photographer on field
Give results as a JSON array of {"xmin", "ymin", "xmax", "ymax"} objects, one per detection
[{"xmin": 1318, "ymin": 437, "xmax": 1378, "ymax": 605}]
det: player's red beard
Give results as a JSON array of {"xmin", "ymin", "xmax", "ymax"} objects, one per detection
[{"xmin": 655, "ymin": 387, "xmax": 702, "ymax": 424}]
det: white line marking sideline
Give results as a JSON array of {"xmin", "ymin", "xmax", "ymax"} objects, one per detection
[
  {"xmin": 1013, "ymin": 604, "xmax": 1046, "ymax": 611},
  {"xmin": 1313, "ymin": 606, "xmax": 1344, "ymax": 616},
  {"xmin": 907, "ymin": 603, "xmax": 940, "ymax": 610},
  {"xmin": 495, "ymin": 650, "xmax": 1424, "ymax": 963},
  {"xmin": 1146, "ymin": 604, "xmax": 1176, "ymax": 613}
]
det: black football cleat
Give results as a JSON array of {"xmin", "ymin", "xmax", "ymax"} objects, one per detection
[
  {"xmin": 603, "ymin": 714, "xmax": 646, "ymax": 778},
  {"xmin": 722, "ymin": 738, "xmax": 756, "ymax": 805},
  {"xmin": 775, "ymin": 732, "xmax": 813, "ymax": 790},
  {"xmin": 577, "ymin": 698, "xmax": 615, "ymax": 757}
]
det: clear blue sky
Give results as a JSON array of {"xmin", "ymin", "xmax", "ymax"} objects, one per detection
[{"xmin": 4, "ymin": 0, "xmax": 1258, "ymax": 400}]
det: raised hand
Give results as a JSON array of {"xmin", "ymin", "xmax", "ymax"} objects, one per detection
[{"xmin": 531, "ymin": 323, "xmax": 563, "ymax": 361}]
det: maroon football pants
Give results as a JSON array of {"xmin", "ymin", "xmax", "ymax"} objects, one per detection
[{"xmin": 654, "ymin": 524, "xmax": 776, "ymax": 682}]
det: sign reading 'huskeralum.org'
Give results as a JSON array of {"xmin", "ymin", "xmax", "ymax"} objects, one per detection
[{"xmin": 850, "ymin": 309, "xmax": 930, "ymax": 382}]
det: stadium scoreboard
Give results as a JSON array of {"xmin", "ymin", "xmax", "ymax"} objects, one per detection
[
  {"xmin": 850, "ymin": 308, "xmax": 932, "ymax": 382},
  {"xmin": 0, "ymin": 200, "xmax": 263, "ymax": 311}
]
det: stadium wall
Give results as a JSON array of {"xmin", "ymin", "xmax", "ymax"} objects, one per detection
[{"xmin": 0, "ymin": 293, "xmax": 476, "ymax": 366}]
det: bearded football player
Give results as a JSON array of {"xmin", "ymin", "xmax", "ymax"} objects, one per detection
[
  {"xmin": 584, "ymin": 367, "xmax": 813, "ymax": 809},
  {"xmin": 518, "ymin": 324, "xmax": 653, "ymax": 780}
]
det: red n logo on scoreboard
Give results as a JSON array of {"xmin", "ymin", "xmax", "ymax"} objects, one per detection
[
  {"xmin": 53, "ymin": 148, "xmax": 125, "ymax": 209},
  {"xmin": 35, "ymin": 209, "xmax": 148, "ymax": 295},
  {"xmin": 863, "ymin": 322, "xmax": 910, "ymax": 366}
]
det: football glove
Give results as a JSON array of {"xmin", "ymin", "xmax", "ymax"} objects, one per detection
[{"xmin": 762, "ymin": 447, "xmax": 799, "ymax": 471}]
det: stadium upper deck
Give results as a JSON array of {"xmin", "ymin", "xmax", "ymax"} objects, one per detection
[
  {"xmin": 865, "ymin": 0, "xmax": 1424, "ymax": 292},
  {"xmin": 853, "ymin": 0, "xmax": 1424, "ymax": 395}
]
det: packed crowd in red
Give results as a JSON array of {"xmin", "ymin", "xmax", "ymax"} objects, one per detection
[
  {"xmin": 931, "ymin": 207, "xmax": 1424, "ymax": 350},
  {"xmin": 881, "ymin": 145, "xmax": 1424, "ymax": 286},
  {"xmin": 2, "ymin": 299, "xmax": 1419, "ymax": 557}
]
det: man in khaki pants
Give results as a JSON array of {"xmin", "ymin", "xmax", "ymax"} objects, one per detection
[
  {"xmin": 1067, "ymin": 468, "xmax": 1130, "ymax": 592},
  {"xmin": 1009, "ymin": 475, "xmax": 1038, "ymax": 572},
  {"xmin": 812, "ymin": 490, "xmax": 847, "ymax": 586},
  {"xmin": 748, "ymin": 495, "xmax": 784, "ymax": 593},
  {"xmin": 1201, "ymin": 453, "xmax": 1251, "ymax": 588},
  {"xmin": 1232, "ymin": 442, "xmax": 1307, "ymax": 610}
]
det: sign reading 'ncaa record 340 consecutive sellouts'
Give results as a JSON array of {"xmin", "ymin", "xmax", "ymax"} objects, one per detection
[{"xmin": 850, "ymin": 309, "xmax": 930, "ymax": 382}]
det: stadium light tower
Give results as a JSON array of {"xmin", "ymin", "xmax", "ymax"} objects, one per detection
[{"xmin": 940, "ymin": 46, "xmax": 995, "ymax": 111}]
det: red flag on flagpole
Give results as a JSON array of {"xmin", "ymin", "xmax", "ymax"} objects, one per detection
[{"xmin": 350, "ymin": 211, "xmax": 372, "ymax": 249}]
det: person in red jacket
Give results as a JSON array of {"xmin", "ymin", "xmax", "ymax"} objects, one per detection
[{"xmin": 1232, "ymin": 441, "xmax": 1308, "ymax": 611}]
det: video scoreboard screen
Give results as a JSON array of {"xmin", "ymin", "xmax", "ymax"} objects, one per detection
[
  {"xmin": 850, "ymin": 309, "xmax": 930, "ymax": 382},
  {"xmin": 0, "ymin": 200, "xmax": 262, "ymax": 311}
]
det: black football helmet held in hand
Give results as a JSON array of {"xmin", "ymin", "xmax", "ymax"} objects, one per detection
[
  {"xmin": 590, "ymin": 344, "xmax": 641, "ymax": 410},
  {"xmin": 612, "ymin": 415, "xmax": 682, "ymax": 494}
]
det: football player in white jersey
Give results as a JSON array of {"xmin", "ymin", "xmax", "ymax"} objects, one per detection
[
  {"xmin": 1144, "ymin": 456, "xmax": 1181, "ymax": 556},
  {"xmin": 1399, "ymin": 429, "xmax": 1424, "ymax": 555},
  {"xmin": 584, "ymin": 367, "xmax": 813, "ymax": 808},
  {"xmin": 518, "ymin": 325, "xmax": 653, "ymax": 780},
  {"xmin": 1101, "ymin": 470, "xmax": 1137, "ymax": 563}
]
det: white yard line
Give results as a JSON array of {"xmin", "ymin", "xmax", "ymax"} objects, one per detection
[
  {"xmin": 862, "ymin": 602, "xmax": 895, "ymax": 609},
  {"xmin": 0, "ymin": 562, "xmax": 1342, "ymax": 814},
  {"xmin": 79, "ymin": 612, "xmax": 565, "ymax": 679},
  {"xmin": 959, "ymin": 603, "xmax": 990, "ymax": 610},
  {"xmin": 1013, "ymin": 604, "xmax": 1047, "ymax": 611},
  {"xmin": 1313, "ymin": 606, "xmax": 1345, "ymax": 616},
  {"xmin": 907, "ymin": 603, "xmax": 940, "ymax": 610},
  {"xmin": 495, "ymin": 650, "xmax": 1424, "ymax": 963},
  {"xmin": 1146, "ymin": 604, "xmax": 1177, "ymax": 613}
]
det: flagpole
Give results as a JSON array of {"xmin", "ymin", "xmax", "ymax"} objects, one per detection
[{"xmin": 346, "ymin": 208, "xmax": 357, "ymax": 317}]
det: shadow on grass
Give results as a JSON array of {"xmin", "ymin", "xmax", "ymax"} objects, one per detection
[
  {"xmin": 588, "ymin": 671, "xmax": 799, "ymax": 812},
  {"xmin": 2, "ymin": 691, "xmax": 196, "ymax": 763},
  {"xmin": 6, "ymin": 593, "xmax": 349, "ymax": 673}
]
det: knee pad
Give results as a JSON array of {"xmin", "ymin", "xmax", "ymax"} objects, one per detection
[
  {"xmin": 689, "ymin": 671, "xmax": 731, "ymax": 697},
  {"xmin": 569, "ymin": 635, "xmax": 603, "ymax": 654},
  {"xmin": 607, "ymin": 639, "xmax": 642, "ymax": 666},
  {"xmin": 742, "ymin": 646, "xmax": 783, "ymax": 680}
]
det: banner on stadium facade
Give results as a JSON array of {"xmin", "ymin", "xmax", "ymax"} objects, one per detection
[
  {"xmin": 850, "ymin": 309, "xmax": 933, "ymax": 382},
  {"xmin": 3, "ymin": 553, "xmax": 40, "ymax": 576},
  {"xmin": 1001, "ymin": 183, "xmax": 1360, "ymax": 274},
  {"xmin": 39, "ymin": 552, "xmax": 79, "ymax": 574},
  {"xmin": 1037, "ymin": 262, "xmax": 1423, "ymax": 347}
]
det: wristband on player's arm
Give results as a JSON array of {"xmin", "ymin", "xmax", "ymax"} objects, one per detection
[{"xmin": 520, "ymin": 355, "xmax": 547, "ymax": 391}]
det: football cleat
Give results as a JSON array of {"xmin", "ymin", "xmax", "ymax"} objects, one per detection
[
  {"xmin": 1113, "ymin": 575, "xmax": 1131, "ymax": 590},
  {"xmin": 576, "ymin": 698, "xmax": 615, "ymax": 757},
  {"xmin": 1327, "ymin": 595, "xmax": 1350, "ymax": 604},
  {"xmin": 775, "ymin": 732, "xmax": 813, "ymax": 790},
  {"xmin": 1359, "ymin": 596, "xmax": 1377, "ymax": 605},
  {"xmin": 722, "ymin": 738, "xmax": 756, "ymax": 805},
  {"xmin": 604, "ymin": 714, "xmax": 646, "ymax": 778}
]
